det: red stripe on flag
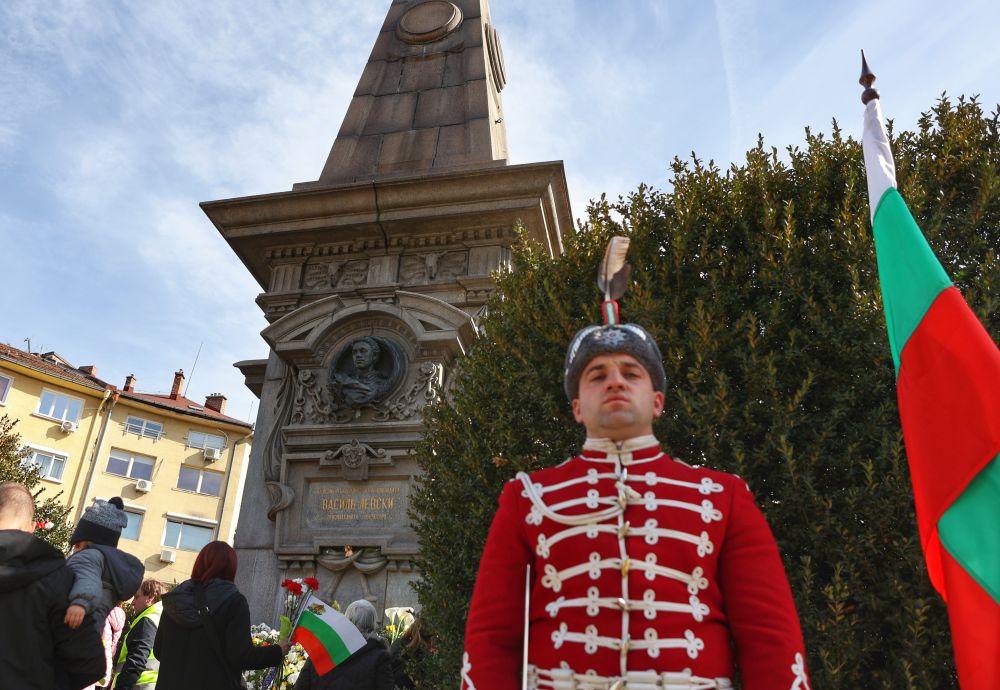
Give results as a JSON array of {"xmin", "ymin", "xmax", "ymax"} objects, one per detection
[
  {"xmin": 292, "ymin": 625, "xmax": 336, "ymax": 676},
  {"xmin": 896, "ymin": 287, "xmax": 1000, "ymax": 592},
  {"xmin": 942, "ymin": 547, "xmax": 1000, "ymax": 689}
]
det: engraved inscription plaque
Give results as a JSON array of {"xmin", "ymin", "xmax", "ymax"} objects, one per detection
[{"xmin": 305, "ymin": 479, "xmax": 410, "ymax": 530}]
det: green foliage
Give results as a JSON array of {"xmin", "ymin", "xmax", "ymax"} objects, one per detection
[
  {"xmin": 409, "ymin": 97, "xmax": 1000, "ymax": 688},
  {"xmin": 0, "ymin": 414, "xmax": 74, "ymax": 551}
]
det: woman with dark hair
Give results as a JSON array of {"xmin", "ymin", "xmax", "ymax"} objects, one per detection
[{"xmin": 153, "ymin": 541, "xmax": 289, "ymax": 690}]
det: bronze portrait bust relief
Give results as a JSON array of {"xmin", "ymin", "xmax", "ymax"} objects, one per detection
[{"xmin": 328, "ymin": 336, "xmax": 404, "ymax": 408}]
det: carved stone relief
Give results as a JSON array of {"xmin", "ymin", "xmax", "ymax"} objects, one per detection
[
  {"xmin": 302, "ymin": 259, "xmax": 370, "ymax": 291},
  {"xmin": 328, "ymin": 336, "xmax": 405, "ymax": 409},
  {"xmin": 372, "ymin": 362, "xmax": 442, "ymax": 421},
  {"xmin": 399, "ymin": 251, "xmax": 468, "ymax": 283},
  {"xmin": 264, "ymin": 364, "xmax": 297, "ymax": 521},
  {"xmin": 317, "ymin": 546, "xmax": 389, "ymax": 607},
  {"xmin": 321, "ymin": 440, "xmax": 388, "ymax": 481}
]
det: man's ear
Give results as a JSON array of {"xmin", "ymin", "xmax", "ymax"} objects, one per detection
[
  {"xmin": 652, "ymin": 391, "xmax": 665, "ymax": 417},
  {"xmin": 571, "ymin": 398, "xmax": 583, "ymax": 423}
]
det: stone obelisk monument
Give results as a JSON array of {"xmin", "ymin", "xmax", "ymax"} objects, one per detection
[{"xmin": 202, "ymin": 0, "xmax": 572, "ymax": 623}]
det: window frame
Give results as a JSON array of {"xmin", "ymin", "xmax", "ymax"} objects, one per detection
[
  {"xmin": 123, "ymin": 415, "xmax": 164, "ymax": 441},
  {"xmin": 162, "ymin": 515, "xmax": 216, "ymax": 552},
  {"xmin": 186, "ymin": 430, "xmax": 225, "ymax": 451},
  {"xmin": 121, "ymin": 509, "xmax": 144, "ymax": 541},
  {"xmin": 34, "ymin": 388, "xmax": 85, "ymax": 424},
  {"xmin": 22, "ymin": 444, "xmax": 69, "ymax": 483},
  {"xmin": 176, "ymin": 465, "xmax": 224, "ymax": 497},
  {"xmin": 0, "ymin": 372, "xmax": 12, "ymax": 405},
  {"xmin": 105, "ymin": 448, "xmax": 156, "ymax": 481}
]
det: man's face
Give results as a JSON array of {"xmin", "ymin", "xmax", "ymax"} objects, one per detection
[
  {"xmin": 572, "ymin": 353, "xmax": 664, "ymax": 441},
  {"xmin": 353, "ymin": 342, "xmax": 375, "ymax": 369}
]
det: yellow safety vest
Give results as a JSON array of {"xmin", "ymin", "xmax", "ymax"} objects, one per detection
[{"xmin": 114, "ymin": 601, "xmax": 162, "ymax": 687}]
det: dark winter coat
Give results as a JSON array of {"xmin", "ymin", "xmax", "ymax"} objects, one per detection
[
  {"xmin": 292, "ymin": 638, "xmax": 393, "ymax": 690},
  {"xmin": 113, "ymin": 601, "xmax": 160, "ymax": 689},
  {"xmin": 154, "ymin": 578, "xmax": 282, "ymax": 690},
  {"xmin": 67, "ymin": 543, "xmax": 144, "ymax": 624},
  {"xmin": 0, "ymin": 529, "xmax": 105, "ymax": 690},
  {"xmin": 389, "ymin": 639, "xmax": 416, "ymax": 690}
]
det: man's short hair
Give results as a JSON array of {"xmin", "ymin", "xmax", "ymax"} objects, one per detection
[{"xmin": 0, "ymin": 481, "xmax": 35, "ymax": 522}]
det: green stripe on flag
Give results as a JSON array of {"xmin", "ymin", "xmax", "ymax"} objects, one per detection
[
  {"xmin": 298, "ymin": 610, "xmax": 353, "ymax": 664},
  {"xmin": 939, "ymin": 454, "xmax": 1000, "ymax": 603},
  {"xmin": 872, "ymin": 188, "xmax": 952, "ymax": 372}
]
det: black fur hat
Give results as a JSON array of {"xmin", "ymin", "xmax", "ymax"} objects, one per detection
[{"xmin": 563, "ymin": 236, "xmax": 667, "ymax": 401}]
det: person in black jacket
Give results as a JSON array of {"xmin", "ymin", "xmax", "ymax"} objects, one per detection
[
  {"xmin": 292, "ymin": 599, "xmax": 392, "ymax": 690},
  {"xmin": 113, "ymin": 579, "xmax": 164, "ymax": 689},
  {"xmin": 0, "ymin": 481, "xmax": 105, "ymax": 690},
  {"xmin": 154, "ymin": 540, "xmax": 288, "ymax": 690}
]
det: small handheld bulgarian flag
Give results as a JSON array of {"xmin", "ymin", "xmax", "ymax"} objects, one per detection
[
  {"xmin": 860, "ymin": 54, "xmax": 1000, "ymax": 689},
  {"xmin": 291, "ymin": 595, "xmax": 367, "ymax": 676}
]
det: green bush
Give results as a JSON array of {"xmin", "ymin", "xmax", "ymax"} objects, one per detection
[
  {"xmin": 0, "ymin": 414, "xmax": 74, "ymax": 551},
  {"xmin": 410, "ymin": 96, "xmax": 998, "ymax": 689}
]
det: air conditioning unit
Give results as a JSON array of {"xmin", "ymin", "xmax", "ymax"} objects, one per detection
[
  {"xmin": 60, "ymin": 420, "xmax": 78, "ymax": 433},
  {"xmin": 135, "ymin": 479, "xmax": 153, "ymax": 493},
  {"xmin": 203, "ymin": 447, "xmax": 222, "ymax": 462},
  {"xmin": 159, "ymin": 549, "xmax": 177, "ymax": 563}
]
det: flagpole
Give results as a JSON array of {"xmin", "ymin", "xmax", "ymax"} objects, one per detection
[{"xmin": 522, "ymin": 564, "xmax": 531, "ymax": 690}]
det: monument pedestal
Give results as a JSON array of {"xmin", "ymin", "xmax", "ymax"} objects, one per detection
[{"xmin": 206, "ymin": 0, "xmax": 572, "ymax": 624}]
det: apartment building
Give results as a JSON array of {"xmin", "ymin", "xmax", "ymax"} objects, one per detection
[{"xmin": 0, "ymin": 342, "xmax": 252, "ymax": 584}]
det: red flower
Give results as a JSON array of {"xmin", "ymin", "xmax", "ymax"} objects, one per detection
[
  {"xmin": 303, "ymin": 577, "xmax": 320, "ymax": 591},
  {"xmin": 285, "ymin": 581, "xmax": 303, "ymax": 596},
  {"xmin": 36, "ymin": 521, "xmax": 45, "ymax": 530},
  {"xmin": 280, "ymin": 579, "xmax": 293, "ymax": 589}
]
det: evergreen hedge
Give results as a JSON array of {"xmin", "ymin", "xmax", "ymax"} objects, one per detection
[{"xmin": 410, "ymin": 97, "xmax": 999, "ymax": 689}]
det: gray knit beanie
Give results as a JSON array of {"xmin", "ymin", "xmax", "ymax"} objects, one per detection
[{"xmin": 70, "ymin": 497, "xmax": 128, "ymax": 547}]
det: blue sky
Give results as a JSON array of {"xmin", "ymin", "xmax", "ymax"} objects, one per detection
[{"xmin": 2, "ymin": 0, "xmax": 998, "ymax": 423}]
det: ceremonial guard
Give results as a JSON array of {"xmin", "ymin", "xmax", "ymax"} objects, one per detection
[{"xmin": 462, "ymin": 238, "xmax": 810, "ymax": 690}]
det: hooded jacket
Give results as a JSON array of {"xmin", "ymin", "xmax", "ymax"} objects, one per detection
[
  {"xmin": 0, "ymin": 529, "xmax": 105, "ymax": 690},
  {"xmin": 154, "ymin": 578, "xmax": 282, "ymax": 690},
  {"xmin": 292, "ymin": 638, "xmax": 393, "ymax": 690},
  {"xmin": 67, "ymin": 543, "xmax": 144, "ymax": 621}
]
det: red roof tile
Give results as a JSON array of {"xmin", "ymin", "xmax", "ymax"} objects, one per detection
[
  {"xmin": 0, "ymin": 342, "xmax": 108, "ymax": 391},
  {"xmin": 120, "ymin": 391, "xmax": 252, "ymax": 429}
]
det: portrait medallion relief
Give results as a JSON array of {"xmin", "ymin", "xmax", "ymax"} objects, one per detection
[{"xmin": 328, "ymin": 336, "xmax": 405, "ymax": 409}]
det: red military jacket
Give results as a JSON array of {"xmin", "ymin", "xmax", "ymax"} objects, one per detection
[{"xmin": 462, "ymin": 436, "xmax": 810, "ymax": 690}]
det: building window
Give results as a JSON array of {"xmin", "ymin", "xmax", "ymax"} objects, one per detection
[
  {"xmin": 163, "ymin": 519, "xmax": 214, "ymax": 552},
  {"xmin": 0, "ymin": 373, "xmax": 11, "ymax": 404},
  {"xmin": 124, "ymin": 415, "xmax": 163, "ymax": 440},
  {"xmin": 23, "ymin": 447, "xmax": 68, "ymax": 482},
  {"xmin": 36, "ymin": 390, "xmax": 84, "ymax": 423},
  {"xmin": 177, "ymin": 466, "xmax": 223, "ymax": 496},
  {"xmin": 187, "ymin": 431, "xmax": 225, "ymax": 451},
  {"xmin": 122, "ymin": 510, "xmax": 143, "ymax": 541},
  {"xmin": 105, "ymin": 449, "xmax": 155, "ymax": 481}
]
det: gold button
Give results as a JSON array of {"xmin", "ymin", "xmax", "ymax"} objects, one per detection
[
  {"xmin": 618, "ymin": 521, "xmax": 631, "ymax": 538},
  {"xmin": 621, "ymin": 558, "xmax": 631, "ymax": 576},
  {"xmin": 617, "ymin": 597, "xmax": 629, "ymax": 611},
  {"xmin": 617, "ymin": 492, "xmax": 627, "ymax": 508},
  {"xmin": 621, "ymin": 638, "xmax": 630, "ymax": 656}
]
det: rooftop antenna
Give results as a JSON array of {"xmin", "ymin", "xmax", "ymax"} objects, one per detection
[
  {"xmin": 247, "ymin": 399, "xmax": 257, "ymax": 424},
  {"xmin": 23, "ymin": 337, "xmax": 31, "ymax": 353},
  {"xmin": 183, "ymin": 341, "xmax": 203, "ymax": 397}
]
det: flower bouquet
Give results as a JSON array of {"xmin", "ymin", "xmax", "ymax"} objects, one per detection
[{"xmin": 246, "ymin": 577, "xmax": 328, "ymax": 689}]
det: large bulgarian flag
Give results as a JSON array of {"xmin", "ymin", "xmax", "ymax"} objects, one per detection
[
  {"xmin": 862, "ymin": 94, "xmax": 1000, "ymax": 687},
  {"xmin": 291, "ymin": 595, "xmax": 367, "ymax": 675}
]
